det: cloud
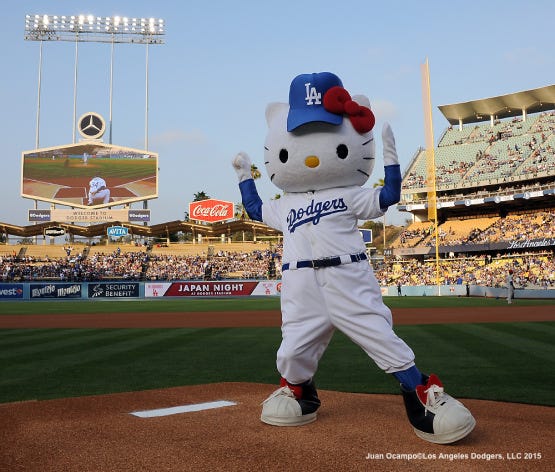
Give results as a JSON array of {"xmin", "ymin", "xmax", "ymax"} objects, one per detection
[
  {"xmin": 503, "ymin": 48, "xmax": 552, "ymax": 66},
  {"xmin": 371, "ymin": 99, "xmax": 398, "ymax": 121},
  {"xmin": 149, "ymin": 129, "xmax": 207, "ymax": 148}
]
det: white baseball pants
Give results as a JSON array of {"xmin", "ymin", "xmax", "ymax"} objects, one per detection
[
  {"xmin": 277, "ymin": 261, "xmax": 415, "ymax": 384},
  {"xmin": 90, "ymin": 188, "xmax": 111, "ymax": 204}
]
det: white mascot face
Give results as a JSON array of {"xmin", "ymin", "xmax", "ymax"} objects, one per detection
[{"xmin": 263, "ymin": 73, "xmax": 376, "ymax": 193}]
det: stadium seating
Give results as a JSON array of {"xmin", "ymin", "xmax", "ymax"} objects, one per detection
[{"xmin": 403, "ymin": 111, "xmax": 555, "ymax": 189}]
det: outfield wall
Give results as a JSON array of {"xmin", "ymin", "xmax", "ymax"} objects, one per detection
[
  {"xmin": 381, "ymin": 284, "xmax": 555, "ymax": 299},
  {"xmin": 1, "ymin": 281, "xmax": 554, "ymax": 300}
]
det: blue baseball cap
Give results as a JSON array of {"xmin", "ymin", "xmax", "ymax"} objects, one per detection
[{"xmin": 287, "ymin": 72, "xmax": 344, "ymax": 131}]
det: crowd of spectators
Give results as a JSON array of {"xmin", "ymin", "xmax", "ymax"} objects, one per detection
[
  {"xmin": 142, "ymin": 248, "xmax": 279, "ymax": 281},
  {"xmin": 1, "ymin": 211, "xmax": 553, "ymax": 289},
  {"xmin": 403, "ymin": 111, "xmax": 555, "ymax": 191},
  {"xmin": 1, "ymin": 239, "xmax": 553, "ymax": 289},
  {"xmin": 374, "ymin": 253, "xmax": 555, "ymax": 289},
  {"xmin": 395, "ymin": 212, "xmax": 555, "ymax": 248},
  {"xmin": 0, "ymin": 246, "xmax": 282, "ymax": 283}
]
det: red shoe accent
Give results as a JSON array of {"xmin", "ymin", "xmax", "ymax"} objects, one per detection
[
  {"xmin": 416, "ymin": 374, "xmax": 443, "ymax": 405},
  {"xmin": 280, "ymin": 377, "xmax": 303, "ymax": 399}
]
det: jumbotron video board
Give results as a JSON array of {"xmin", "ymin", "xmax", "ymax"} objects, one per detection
[{"xmin": 21, "ymin": 142, "xmax": 158, "ymax": 209}]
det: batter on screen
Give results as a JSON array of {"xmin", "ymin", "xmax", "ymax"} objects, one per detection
[{"xmin": 232, "ymin": 72, "xmax": 475, "ymax": 444}]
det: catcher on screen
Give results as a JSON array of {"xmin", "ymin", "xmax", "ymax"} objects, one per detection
[{"xmin": 232, "ymin": 72, "xmax": 475, "ymax": 444}]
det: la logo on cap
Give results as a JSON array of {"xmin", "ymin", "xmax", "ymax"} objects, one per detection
[
  {"xmin": 287, "ymin": 72, "xmax": 344, "ymax": 131},
  {"xmin": 304, "ymin": 82, "xmax": 322, "ymax": 105}
]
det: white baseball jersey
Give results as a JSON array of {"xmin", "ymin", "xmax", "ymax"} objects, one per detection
[
  {"xmin": 262, "ymin": 186, "xmax": 383, "ymax": 264},
  {"xmin": 261, "ymin": 186, "xmax": 415, "ymax": 384},
  {"xmin": 89, "ymin": 177, "xmax": 106, "ymax": 193},
  {"xmin": 88, "ymin": 177, "xmax": 110, "ymax": 204}
]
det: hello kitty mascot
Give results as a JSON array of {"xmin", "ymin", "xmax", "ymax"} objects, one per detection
[{"xmin": 232, "ymin": 72, "xmax": 475, "ymax": 444}]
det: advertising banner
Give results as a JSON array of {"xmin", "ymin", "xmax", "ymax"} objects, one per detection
[
  {"xmin": 44, "ymin": 226, "xmax": 66, "ymax": 237},
  {"xmin": 0, "ymin": 284, "xmax": 24, "ymax": 299},
  {"xmin": 28, "ymin": 209, "xmax": 52, "ymax": 222},
  {"xmin": 145, "ymin": 282, "xmax": 171, "ymax": 297},
  {"xmin": 88, "ymin": 282, "xmax": 140, "ymax": 298},
  {"xmin": 145, "ymin": 280, "xmax": 282, "ymax": 297},
  {"xmin": 52, "ymin": 209, "xmax": 134, "ymax": 223},
  {"xmin": 107, "ymin": 226, "xmax": 129, "ymax": 237},
  {"xmin": 189, "ymin": 199, "xmax": 234, "ymax": 223},
  {"xmin": 29, "ymin": 209, "xmax": 151, "ymax": 223},
  {"xmin": 30, "ymin": 283, "xmax": 82, "ymax": 299}
]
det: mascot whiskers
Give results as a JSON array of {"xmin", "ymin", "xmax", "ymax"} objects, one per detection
[{"xmin": 232, "ymin": 72, "xmax": 475, "ymax": 444}]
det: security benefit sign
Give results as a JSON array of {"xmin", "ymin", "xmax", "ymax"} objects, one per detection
[
  {"xmin": 145, "ymin": 281, "xmax": 282, "ymax": 297},
  {"xmin": 30, "ymin": 283, "xmax": 82, "ymax": 299},
  {"xmin": 88, "ymin": 282, "xmax": 140, "ymax": 299}
]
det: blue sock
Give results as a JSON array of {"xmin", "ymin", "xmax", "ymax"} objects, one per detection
[{"xmin": 392, "ymin": 365, "xmax": 423, "ymax": 390}]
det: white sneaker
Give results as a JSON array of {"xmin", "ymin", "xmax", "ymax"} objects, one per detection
[
  {"xmin": 401, "ymin": 374, "xmax": 475, "ymax": 444},
  {"xmin": 260, "ymin": 386, "xmax": 317, "ymax": 426}
]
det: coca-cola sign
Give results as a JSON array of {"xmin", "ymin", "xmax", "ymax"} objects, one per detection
[{"xmin": 189, "ymin": 199, "xmax": 235, "ymax": 223}]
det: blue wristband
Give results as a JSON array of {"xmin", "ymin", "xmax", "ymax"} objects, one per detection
[
  {"xmin": 239, "ymin": 179, "xmax": 263, "ymax": 222},
  {"xmin": 379, "ymin": 164, "xmax": 401, "ymax": 209}
]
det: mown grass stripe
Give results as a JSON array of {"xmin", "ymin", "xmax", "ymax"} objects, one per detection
[
  {"xmin": 398, "ymin": 325, "xmax": 497, "ymax": 370},
  {"xmin": 0, "ymin": 296, "xmax": 553, "ymax": 316},
  {"xmin": 0, "ymin": 328, "xmax": 64, "ymax": 340},
  {"xmin": 0, "ymin": 329, "xmax": 202, "ymax": 389},
  {"xmin": 449, "ymin": 323, "xmax": 555, "ymax": 363},
  {"xmin": 483, "ymin": 321, "xmax": 555, "ymax": 342},
  {"xmin": 1, "ymin": 321, "xmax": 553, "ymax": 405},
  {"xmin": 0, "ymin": 329, "xmax": 144, "ymax": 360}
]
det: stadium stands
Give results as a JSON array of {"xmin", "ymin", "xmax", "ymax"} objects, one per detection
[
  {"xmin": 1, "ymin": 88, "xmax": 554, "ymax": 292},
  {"xmin": 402, "ymin": 110, "xmax": 555, "ymax": 194}
]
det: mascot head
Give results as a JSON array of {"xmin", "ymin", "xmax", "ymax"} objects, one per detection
[{"xmin": 264, "ymin": 72, "xmax": 376, "ymax": 193}]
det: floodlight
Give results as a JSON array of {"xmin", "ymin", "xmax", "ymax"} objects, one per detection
[{"xmin": 25, "ymin": 13, "xmax": 165, "ymax": 44}]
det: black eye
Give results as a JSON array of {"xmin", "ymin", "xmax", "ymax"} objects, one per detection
[
  {"xmin": 336, "ymin": 144, "xmax": 348, "ymax": 159},
  {"xmin": 279, "ymin": 149, "xmax": 288, "ymax": 163}
]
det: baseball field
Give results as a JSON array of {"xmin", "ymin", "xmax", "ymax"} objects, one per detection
[
  {"xmin": 21, "ymin": 157, "xmax": 157, "ymax": 206},
  {"xmin": 1, "ymin": 296, "xmax": 554, "ymax": 471}
]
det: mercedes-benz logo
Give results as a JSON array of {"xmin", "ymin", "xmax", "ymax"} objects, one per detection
[{"xmin": 78, "ymin": 112, "xmax": 105, "ymax": 140}]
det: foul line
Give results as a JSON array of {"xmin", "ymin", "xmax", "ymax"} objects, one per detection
[{"xmin": 130, "ymin": 400, "xmax": 237, "ymax": 418}]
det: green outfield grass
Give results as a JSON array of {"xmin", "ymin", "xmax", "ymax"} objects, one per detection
[
  {"xmin": 23, "ymin": 157, "xmax": 156, "ymax": 181},
  {"xmin": 1, "ymin": 295, "xmax": 554, "ymax": 315},
  {"xmin": 0, "ymin": 297, "xmax": 553, "ymax": 406}
]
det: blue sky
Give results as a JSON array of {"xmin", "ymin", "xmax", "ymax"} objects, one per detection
[{"xmin": 2, "ymin": 0, "xmax": 555, "ymax": 227}]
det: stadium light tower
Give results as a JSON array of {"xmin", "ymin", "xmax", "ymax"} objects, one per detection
[{"xmin": 24, "ymin": 14, "xmax": 165, "ymax": 148}]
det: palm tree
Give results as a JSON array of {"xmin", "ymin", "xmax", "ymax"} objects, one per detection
[
  {"xmin": 373, "ymin": 179, "xmax": 386, "ymax": 252},
  {"xmin": 235, "ymin": 202, "xmax": 247, "ymax": 219},
  {"xmin": 251, "ymin": 164, "xmax": 262, "ymax": 180},
  {"xmin": 193, "ymin": 191, "xmax": 210, "ymax": 202}
]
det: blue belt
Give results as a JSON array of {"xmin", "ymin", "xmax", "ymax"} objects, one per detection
[{"xmin": 282, "ymin": 252, "xmax": 367, "ymax": 271}]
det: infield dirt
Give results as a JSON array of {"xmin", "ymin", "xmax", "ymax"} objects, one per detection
[{"xmin": 1, "ymin": 304, "xmax": 554, "ymax": 471}]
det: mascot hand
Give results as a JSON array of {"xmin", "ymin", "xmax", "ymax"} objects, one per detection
[
  {"xmin": 232, "ymin": 151, "xmax": 253, "ymax": 183},
  {"xmin": 382, "ymin": 123, "xmax": 399, "ymax": 167}
]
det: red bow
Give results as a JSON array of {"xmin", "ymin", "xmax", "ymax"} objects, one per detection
[{"xmin": 323, "ymin": 86, "xmax": 375, "ymax": 133}]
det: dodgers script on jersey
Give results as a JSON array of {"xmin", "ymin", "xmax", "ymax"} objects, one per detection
[{"xmin": 262, "ymin": 186, "xmax": 383, "ymax": 263}]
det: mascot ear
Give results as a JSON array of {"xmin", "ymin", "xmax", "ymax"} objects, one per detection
[
  {"xmin": 352, "ymin": 94, "xmax": 371, "ymax": 109},
  {"xmin": 266, "ymin": 102, "xmax": 288, "ymax": 127}
]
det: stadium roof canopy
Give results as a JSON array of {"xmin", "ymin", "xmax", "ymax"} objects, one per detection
[{"xmin": 438, "ymin": 84, "xmax": 555, "ymax": 126}]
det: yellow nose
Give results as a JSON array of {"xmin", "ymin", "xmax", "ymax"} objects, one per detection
[{"xmin": 305, "ymin": 156, "xmax": 320, "ymax": 168}]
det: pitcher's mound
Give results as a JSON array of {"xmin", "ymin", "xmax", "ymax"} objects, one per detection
[{"xmin": 1, "ymin": 382, "xmax": 552, "ymax": 471}]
